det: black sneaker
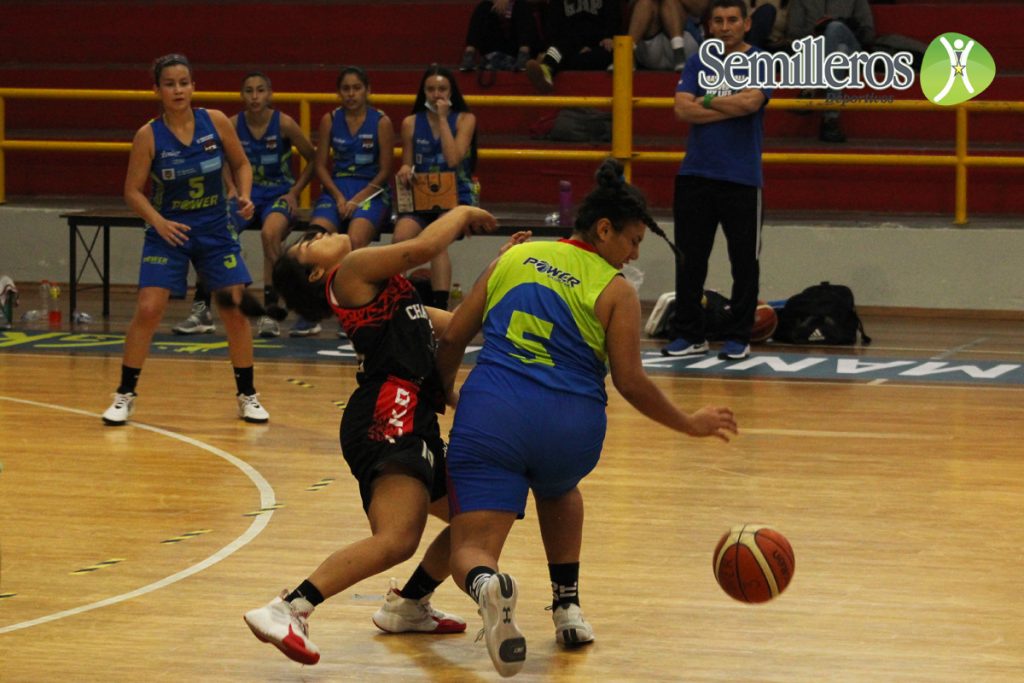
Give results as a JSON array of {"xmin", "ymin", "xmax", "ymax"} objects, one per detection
[{"xmin": 458, "ymin": 50, "xmax": 477, "ymax": 72}]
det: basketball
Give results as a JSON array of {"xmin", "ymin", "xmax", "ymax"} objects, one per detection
[
  {"xmin": 713, "ymin": 524, "xmax": 795, "ymax": 603},
  {"xmin": 751, "ymin": 303, "xmax": 778, "ymax": 342}
]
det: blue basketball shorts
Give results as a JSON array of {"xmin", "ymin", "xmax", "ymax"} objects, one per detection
[
  {"xmin": 138, "ymin": 222, "xmax": 252, "ymax": 297},
  {"xmin": 446, "ymin": 364, "xmax": 607, "ymax": 517},
  {"xmin": 311, "ymin": 177, "xmax": 389, "ymax": 230},
  {"xmin": 230, "ymin": 194, "xmax": 292, "ymax": 231}
]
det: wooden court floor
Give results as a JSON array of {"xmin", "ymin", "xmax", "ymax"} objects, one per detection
[{"xmin": 1, "ymin": 290, "xmax": 1022, "ymax": 682}]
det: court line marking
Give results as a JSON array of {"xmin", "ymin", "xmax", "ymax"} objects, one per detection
[
  {"xmin": 0, "ymin": 396, "xmax": 276, "ymax": 635},
  {"xmin": 742, "ymin": 427, "xmax": 952, "ymax": 441}
]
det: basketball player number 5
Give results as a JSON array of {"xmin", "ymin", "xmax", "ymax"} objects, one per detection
[
  {"xmin": 188, "ymin": 176, "xmax": 204, "ymax": 198},
  {"xmin": 505, "ymin": 310, "xmax": 555, "ymax": 367}
]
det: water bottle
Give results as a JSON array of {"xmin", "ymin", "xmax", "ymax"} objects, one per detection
[
  {"xmin": 449, "ymin": 283, "xmax": 464, "ymax": 311},
  {"xmin": 558, "ymin": 180, "xmax": 573, "ymax": 227},
  {"xmin": 47, "ymin": 282, "xmax": 62, "ymax": 327}
]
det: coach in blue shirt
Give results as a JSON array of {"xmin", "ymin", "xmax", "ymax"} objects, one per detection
[{"xmin": 663, "ymin": 0, "xmax": 771, "ymax": 362}]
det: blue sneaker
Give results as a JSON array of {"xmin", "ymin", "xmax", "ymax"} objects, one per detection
[
  {"xmin": 661, "ymin": 338, "xmax": 709, "ymax": 357},
  {"xmin": 717, "ymin": 340, "xmax": 751, "ymax": 360},
  {"xmin": 289, "ymin": 317, "xmax": 322, "ymax": 337}
]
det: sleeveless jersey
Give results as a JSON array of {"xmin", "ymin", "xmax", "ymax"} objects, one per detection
[
  {"xmin": 148, "ymin": 108, "xmax": 228, "ymax": 230},
  {"xmin": 327, "ymin": 271, "xmax": 444, "ymax": 410},
  {"xmin": 477, "ymin": 239, "xmax": 620, "ymax": 402},
  {"xmin": 237, "ymin": 109, "xmax": 294, "ymax": 200},
  {"xmin": 411, "ymin": 111, "xmax": 473, "ymax": 204},
  {"xmin": 330, "ymin": 107, "xmax": 384, "ymax": 180}
]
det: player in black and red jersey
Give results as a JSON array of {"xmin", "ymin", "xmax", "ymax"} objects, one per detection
[{"xmin": 243, "ymin": 205, "xmax": 514, "ymax": 665}]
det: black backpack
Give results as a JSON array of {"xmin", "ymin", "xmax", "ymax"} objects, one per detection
[{"xmin": 774, "ymin": 282, "xmax": 871, "ymax": 345}]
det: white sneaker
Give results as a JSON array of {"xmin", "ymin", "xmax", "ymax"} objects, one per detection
[
  {"xmin": 477, "ymin": 573, "xmax": 526, "ymax": 677},
  {"xmin": 244, "ymin": 591, "xmax": 320, "ymax": 665},
  {"xmin": 372, "ymin": 578, "xmax": 467, "ymax": 634},
  {"xmin": 102, "ymin": 392, "xmax": 136, "ymax": 426},
  {"xmin": 552, "ymin": 603, "xmax": 595, "ymax": 647},
  {"xmin": 256, "ymin": 316, "xmax": 280, "ymax": 338},
  {"xmin": 237, "ymin": 393, "xmax": 269, "ymax": 423},
  {"xmin": 172, "ymin": 301, "xmax": 215, "ymax": 335}
]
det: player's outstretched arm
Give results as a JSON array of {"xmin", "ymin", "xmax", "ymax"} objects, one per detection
[{"xmin": 603, "ymin": 277, "xmax": 737, "ymax": 442}]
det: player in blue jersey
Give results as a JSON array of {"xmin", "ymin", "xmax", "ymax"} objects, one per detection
[
  {"xmin": 435, "ymin": 160, "xmax": 737, "ymax": 677},
  {"xmin": 394, "ymin": 64, "xmax": 478, "ymax": 312},
  {"xmin": 101, "ymin": 54, "xmax": 269, "ymax": 426},
  {"xmin": 243, "ymin": 206, "xmax": 508, "ymax": 666},
  {"xmin": 299, "ymin": 67, "xmax": 396, "ymax": 337},
  {"xmin": 173, "ymin": 71, "xmax": 318, "ymax": 338}
]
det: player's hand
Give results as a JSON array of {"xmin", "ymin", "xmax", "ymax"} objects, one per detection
[
  {"xmin": 600, "ymin": 39, "xmax": 614, "ymax": 52},
  {"xmin": 280, "ymin": 191, "xmax": 299, "ymax": 214},
  {"xmin": 499, "ymin": 230, "xmax": 532, "ymax": 254},
  {"xmin": 445, "ymin": 387, "xmax": 460, "ymax": 408},
  {"xmin": 155, "ymin": 218, "xmax": 191, "ymax": 247},
  {"xmin": 340, "ymin": 198, "xmax": 357, "ymax": 219},
  {"xmin": 686, "ymin": 406, "xmax": 738, "ymax": 442},
  {"xmin": 396, "ymin": 165, "xmax": 414, "ymax": 188},
  {"xmin": 460, "ymin": 206, "xmax": 498, "ymax": 236},
  {"xmin": 434, "ymin": 98, "xmax": 452, "ymax": 119},
  {"xmin": 236, "ymin": 196, "xmax": 255, "ymax": 221}
]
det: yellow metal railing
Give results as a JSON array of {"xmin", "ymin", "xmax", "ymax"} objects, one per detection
[{"xmin": 1, "ymin": 39, "xmax": 1022, "ymax": 224}]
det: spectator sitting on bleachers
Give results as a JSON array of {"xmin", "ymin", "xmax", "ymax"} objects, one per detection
[
  {"xmin": 626, "ymin": 0, "xmax": 702, "ymax": 71},
  {"xmin": 459, "ymin": 0, "xmax": 547, "ymax": 73},
  {"xmin": 525, "ymin": 0, "xmax": 624, "ymax": 93},
  {"xmin": 394, "ymin": 65, "xmax": 478, "ymax": 312},
  {"xmin": 786, "ymin": 0, "xmax": 876, "ymax": 142}
]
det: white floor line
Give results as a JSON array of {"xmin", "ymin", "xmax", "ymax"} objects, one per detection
[
  {"xmin": 931, "ymin": 337, "xmax": 990, "ymax": 361},
  {"xmin": 0, "ymin": 396, "xmax": 276, "ymax": 635},
  {"xmin": 742, "ymin": 427, "xmax": 953, "ymax": 441}
]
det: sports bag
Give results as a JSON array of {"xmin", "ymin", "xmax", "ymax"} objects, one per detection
[{"xmin": 774, "ymin": 281, "xmax": 871, "ymax": 345}]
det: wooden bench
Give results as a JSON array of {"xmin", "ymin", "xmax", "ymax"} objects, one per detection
[{"xmin": 60, "ymin": 208, "xmax": 567, "ymax": 319}]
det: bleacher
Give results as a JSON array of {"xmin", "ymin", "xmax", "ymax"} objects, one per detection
[{"xmin": 1, "ymin": 0, "xmax": 1022, "ymax": 214}]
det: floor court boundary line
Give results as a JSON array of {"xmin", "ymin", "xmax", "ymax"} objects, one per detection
[{"xmin": 0, "ymin": 395, "xmax": 276, "ymax": 635}]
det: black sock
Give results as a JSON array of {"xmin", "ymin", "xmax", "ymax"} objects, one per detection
[
  {"xmin": 432, "ymin": 290, "xmax": 449, "ymax": 310},
  {"xmin": 286, "ymin": 579, "xmax": 325, "ymax": 606},
  {"xmin": 194, "ymin": 280, "xmax": 211, "ymax": 307},
  {"xmin": 263, "ymin": 285, "xmax": 278, "ymax": 307},
  {"xmin": 234, "ymin": 366, "xmax": 255, "ymax": 396},
  {"xmin": 465, "ymin": 565, "xmax": 495, "ymax": 604},
  {"xmin": 400, "ymin": 564, "xmax": 443, "ymax": 601},
  {"xmin": 117, "ymin": 365, "xmax": 141, "ymax": 395},
  {"xmin": 549, "ymin": 562, "xmax": 580, "ymax": 609}
]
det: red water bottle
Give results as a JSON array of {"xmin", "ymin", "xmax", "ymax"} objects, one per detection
[{"xmin": 47, "ymin": 283, "xmax": 62, "ymax": 327}]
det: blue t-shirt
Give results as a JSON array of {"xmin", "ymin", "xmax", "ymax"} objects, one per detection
[
  {"xmin": 676, "ymin": 46, "xmax": 772, "ymax": 188},
  {"xmin": 411, "ymin": 111, "xmax": 475, "ymax": 206},
  {"xmin": 237, "ymin": 109, "xmax": 294, "ymax": 203},
  {"xmin": 148, "ymin": 107, "xmax": 228, "ymax": 231},
  {"xmin": 330, "ymin": 107, "xmax": 384, "ymax": 181}
]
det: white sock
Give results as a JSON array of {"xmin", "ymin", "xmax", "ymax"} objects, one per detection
[{"xmin": 670, "ymin": 36, "xmax": 685, "ymax": 50}]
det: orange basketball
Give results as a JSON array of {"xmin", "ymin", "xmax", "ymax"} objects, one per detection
[
  {"xmin": 713, "ymin": 524, "xmax": 795, "ymax": 603},
  {"xmin": 751, "ymin": 303, "xmax": 778, "ymax": 342}
]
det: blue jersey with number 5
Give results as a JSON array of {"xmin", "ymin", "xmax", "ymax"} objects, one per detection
[
  {"xmin": 477, "ymin": 239, "xmax": 619, "ymax": 403},
  {"xmin": 148, "ymin": 108, "xmax": 228, "ymax": 231}
]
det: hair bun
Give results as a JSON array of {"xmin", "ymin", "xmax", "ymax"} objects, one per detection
[{"xmin": 595, "ymin": 158, "xmax": 625, "ymax": 189}]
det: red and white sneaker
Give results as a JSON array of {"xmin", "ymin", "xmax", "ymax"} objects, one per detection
[
  {"xmin": 244, "ymin": 590, "xmax": 320, "ymax": 665},
  {"xmin": 372, "ymin": 578, "xmax": 467, "ymax": 634}
]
